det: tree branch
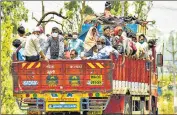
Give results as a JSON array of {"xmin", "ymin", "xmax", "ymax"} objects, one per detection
[
  {"xmin": 36, "ymin": 11, "xmax": 72, "ymax": 26},
  {"xmin": 42, "ymin": 19, "xmax": 69, "ymax": 33},
  {"xmin": 32, "ymin": 12, "xmax": 39, "ymax": 22},
  {"xmin": 166, "ymin": 48, "xmax": 173, "ymax": 54}
]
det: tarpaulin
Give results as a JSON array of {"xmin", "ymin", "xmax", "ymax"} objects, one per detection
[{"xmin": 126, "ymin": 24, "xmax": 138, "ymax": 34}]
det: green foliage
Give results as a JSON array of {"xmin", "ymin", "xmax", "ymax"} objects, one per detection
[
  {"xmin": 133, "ymin": 1, "xmax": 153, "ymax": 20},
  {"xmin": 84, "ymin": 5, "xmax": 94, "ymax": 15},
  {"xmin": 110, "ymin": 1, "xmax": 122, "ymax": 16},
  {"xmin": 158, "ymin": 75, "xmax": 174, "ymax": 114},
  {"xmin": 1, "ymin": 0, "xmax": 28, "ymax": 34},
  {"xmin": 1, "ymin": 0, "xmax": 28, "ymax": 114},
  {"xmin": 124, "ymin": 1, "xmax": 129, "ymax": 16},
  {"xmin": 62, "ymin": 1, "xmax": 94, "ymax": 32}
]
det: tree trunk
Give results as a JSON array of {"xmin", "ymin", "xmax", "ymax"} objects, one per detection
[
  {"xmin": 42, "ymin": 0, "xmax": 45, "ymax": 33},
  {"xmin": 78, "ymin": 0, "xmax": 85, "ymax": 33}
]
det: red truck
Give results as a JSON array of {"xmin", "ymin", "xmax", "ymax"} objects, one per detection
[{"xmin": 11, "ymin": 41, "xmax": 161, "ymax": 114}]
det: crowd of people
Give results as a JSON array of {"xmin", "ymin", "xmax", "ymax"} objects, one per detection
[
  {"xmin": 12, "ymin": 24, "xmax": 153, "ymax": 62},
  {"xmin": 12, "ymin": 1, "xmax": 154, "ymax": 62}
]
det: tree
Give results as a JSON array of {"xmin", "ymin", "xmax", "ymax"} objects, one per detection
[
  {"xmin": 1, "ymin": 1, "xmax": 28, "ymax": 34},
  {"xmin": 133, "ymin": 1, "xmax": 153, "ymax": 20},
  {"xmin": 62, "ymin": 1, "xmax": 95, "ymax": 33},
  {"xmin": 32, "ymin": 1, "xmax": 72, "ymax": 33},
  {"xmin": 1, "ymin": 1, "xmax": 28, "ymax": 114},
  {"xmin": 110, "ymin": 1, "xmax": 122, "ymax": 16}
]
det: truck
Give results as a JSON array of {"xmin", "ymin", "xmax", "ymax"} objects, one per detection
[{"xmin": 11, "ymin": 17, "xmax": 162, "ymax": 115}]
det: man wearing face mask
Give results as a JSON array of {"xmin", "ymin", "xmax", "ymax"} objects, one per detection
[
  {"xmin": 43, "ymin": 27, "xmax": 64, "ymax": 59},
  {"xmin": 100, "ymin": 26, "xmax": 112, "ymax": 46},
  {"xmin": 86, "ymin": 39, "xmax": 119, "ymax": 60},
  {"xmin": 136, "ymin": 34, "xmax": 148, "ymax": 59},
  {"xmin": 24, "ymin": 27, "xmax": 48, "ymax": 62},
  {"xmin": 68, "ymin": 32, "xmax": 84, "ymax": 56}
]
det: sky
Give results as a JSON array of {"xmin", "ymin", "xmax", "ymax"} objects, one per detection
[
  {"xmin": 22, "ymin": 1, "xmax": 177, "ymax": 35},
  {"xmin": 21, "ymin": 1, "xmax": 177, "ymax": 36}
]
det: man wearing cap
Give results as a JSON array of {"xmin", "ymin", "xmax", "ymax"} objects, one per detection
[
  {"xmin": 43, "ymin": 27, "xmax": 64, "ymax": 59},
  {"xmin": 24, "ymin": 27, "xmax": 48, "ymax": 62},
  {"xmin": 100, "ymin": 26, "xmax": 112, "ymax": 46},
  {"xmin": 68, "ymin": 32, "xmax": 84, "ymax": 56}
]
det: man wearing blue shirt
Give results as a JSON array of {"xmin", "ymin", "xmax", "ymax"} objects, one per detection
[
  {"xmin": 12, "ymin": 39, "xmax": 25, "ymax": 61},
  {"xmin": 68, "ymin": 32, "xmax": 84, "ymax": 56},
  {"xmin": 100, "ymin": 26, "xmax": 112, "ymax": 46}
]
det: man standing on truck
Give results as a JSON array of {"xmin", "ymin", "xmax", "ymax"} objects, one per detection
[
  {"xmin": 43, "ymin": 27, "xmax": 64, "ymax": 59},
  {"xmin": 100, "ymin": 26, "xmax": 112, "ymax": 46},
  {"xmin": 68, "ymin": 32, "xmax": 84, "ymax": 56},
  {"xmin": 17, "ymin": 26, "xmax": 27, "ymax": 46},
  {"xmin": 24, "ymin": 27, "xmax": 48, "ymax": 62}
]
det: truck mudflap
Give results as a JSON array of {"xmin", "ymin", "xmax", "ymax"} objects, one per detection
[{"xmin": 12, "ymin": 60, "xmax": 113, "ymax": 94}]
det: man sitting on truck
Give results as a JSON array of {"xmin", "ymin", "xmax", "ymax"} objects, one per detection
[
  {"xmin": 12, "ymin": 39, "xmax": 25, "ymax": 61},
  {"xmin": 70, "ymin": 49, "xmax": 81, "ymax": 60},
  {"xmin": 100, "ymin": 26, "xmax": 112, "ymax": 46},
  {"xmin": 24, "ymin": 27, "xmax": 48, "ymax": 62},
  {"xmin": 84, "ymin": 39, "xmax": 119, "ymax": 60}
]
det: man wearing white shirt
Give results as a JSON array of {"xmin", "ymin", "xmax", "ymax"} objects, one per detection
[
  {"xmin": 136, "ymin": 34, "xmax": 149, "ymax": 59},
  {"xmin": 24, "ymin": 27, "xmax": 48, "ymax": 62}
]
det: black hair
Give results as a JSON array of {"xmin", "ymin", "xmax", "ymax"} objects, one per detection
[
  {"xmin": 71, "ymin": 49, "xmax": 78, "ymax": 56},
  {"xmin": 139, "ymin": 34, "xmax": 146, "ymax": 39},
  {"xmin": 52, "ymin": 27, "xmax": 59, "ymax": 33},
  {"xmin": 58, "ymin": 30, "xmax": 63, "ymax": 35},
  {"xmin": 17, "ymin": 26, "xmax": 25, "ymax": 35},
  {"xmin": 12, "ymin": 39, "xmax": 21, "ymax": 48},
  {"xmin": 68, "ymin": 33, "xmax": 73, "ymax": 38},
  {"xmin": 103, "ymin": 26, "xmax": 110, "ymax": 31},
  {"xmin": 105, "ymin": 1, "xmax": 111, "ymax": 9},
  {"xmin": 46, "ymin": 34, "xmax": 50, "ymax": 37}
]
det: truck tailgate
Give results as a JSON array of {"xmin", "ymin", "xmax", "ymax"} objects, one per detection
[{"xmin": 12, "ymin": 60, "xmax": 113, "ymax": 93}]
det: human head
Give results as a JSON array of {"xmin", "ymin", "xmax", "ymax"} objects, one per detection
[
  {"xmin": 17, "ymin": 26, "xmax": 25, "ymax": 37},
  {"xmin": 97, "ymin": 38, "xmax": 106, "ymax": 51},
  {"xmin": 68, "ymin": 33, "xmax": 73, "ymax": 40},
  {"xmin": 51, "ymin": 27, "xmax": 59, "ymax": 38},
  {"xmin": 114, "ymin": 26, "xmax": 123, "ymax": 36},
  {"xmin": 139, "ymin": 34, "xmax": 146, "ymax": 44},
  {"xmin": 105, "ymin": 1, "xmax": 111, "ymax": 10},
  {"xmin": 12, "ymin": 39, "xmax": 22, "ymax": 48},
  {"xmin": 92, "ymin": 27, "xmax": 97, "ymax": 36},
  {"xmin": 70, "ymin": 49, "xmax": 78, "ymax": 59},
  {"xmin": 33, "ymin": 27, "xmax": 41, "ymax": 36},
  {"xmin": 72, "ymin": 32, "xmax": 78, "ymax": 40},
  {"xmin": 103, "ymin": 26, "xmax": 110, "ymax": 37},
  {"xmin": 58, "ymin": 29, "xmax": 63, "ymax": 35},
  {"xmin": 132, "ymin": 34, "xmax": 137, "ymax": 43},
  {"xmin": 46, "ymin": 34, "xmax": 50, "ymax": 37},
  {"xmin": 64, "ymin": 49, "xmax": 70, "ymax": 59}
]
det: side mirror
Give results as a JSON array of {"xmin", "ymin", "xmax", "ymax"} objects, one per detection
[{"xmin": 157, "ymin": 54, "xmax": 163, "ymax": 67}]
